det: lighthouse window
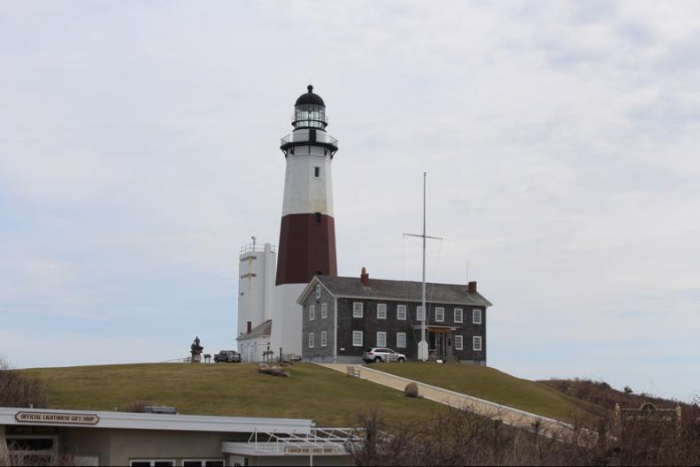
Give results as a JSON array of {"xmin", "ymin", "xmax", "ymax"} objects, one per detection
[
  {"xmin": 314, "ymin": 212, "xmax": 322, "ymax": 224},
  {"xmin": 314, "ymin": 166, "xmax": 320, "ymax": 177}
]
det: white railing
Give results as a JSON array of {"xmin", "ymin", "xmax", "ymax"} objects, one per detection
[
  {"xmin": 280, "ymin": 130, "xmax": 338, "ymax": 147},
  {"xmin": 240, "ymin": 244, "xmax": 275, "ymax": 255},
  {"xmin": 248, "ymin": 427, "xmax": 362, "ymax": 456}
]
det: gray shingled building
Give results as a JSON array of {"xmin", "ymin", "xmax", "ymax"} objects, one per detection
[{"xmin": 298, "ymin": 270, "xmax": 493, "ymax": 364}]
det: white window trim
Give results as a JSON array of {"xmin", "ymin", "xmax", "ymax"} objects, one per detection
[
  {"xmin": 435, "ymin": 307, "xmax": 445, "ymax": 322},
  {"xmin": 473, "ymin": 308, "xmax": 482, "ymax": 325},
  {"xmin": 377, "ymin": 303, "xmax": 387, "ymax": 320},
  {"xmin": 416, "ymin": 306, "xmax": 425, "ymax": 322},
  {"xmin": 396, "ymin": 332, "xmax": 406, "ymax": 349},
  {"xmin": 315, "ymin": 284, "xmax": 321, "ymax": 299},
  {"xmin": 454, "ymin": 308, "xmax": 463, "ymax": 323},
  {"xmin": 321, "ymin": 331, "xmax": 327, "ymax": 347},
  {"xmin": 397, "ymin": 305, "xmax": 407, "ymax": 320},
  {"xmin": 377, "ymin": 331, "xmax": 387, "ymax": 348},
  {"xmin": 455, "ymin": 335, "xmax": 463, "ymax": 350},
  {"xmin": 353, "ymin": 302, "xmax": 364, "ymax": 318},
  {"xmin": 321, "ymin": 303, "xmax": 328, "ymax": 319},
  {"xmin": 308, "ymin": 332, "xmax": 315, "ymax": 348},
  {"xmin": 130, "ymin": 461, "xmax": 175, "ymax": 467},
  {"xmin": 309, "ymin": 305, "xmax": 315, "ymax": 321},
  {"xmin": 352, "ymin": 331, "xmax": 363, "ymax": 347},
  {"xmin": 473, "ymin": 336, "xmax": 482, "ymax": 351}
]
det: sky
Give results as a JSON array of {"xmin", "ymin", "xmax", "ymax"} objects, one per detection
[{"xmin": 1, "ymin": 1, "xmax": 699, "ymax": 401}]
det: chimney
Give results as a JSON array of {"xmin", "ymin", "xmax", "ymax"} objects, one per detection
[
  {"xmin": 247, "ymin": 321, "xmax": 252, "ymax": 333},
  {"xmin": 468, "ymin": 281, "xmax": 477, "ymax": 293},
  {"xmin": 360, "ymin": 267, "xmax": 370, "ymax": 286}
]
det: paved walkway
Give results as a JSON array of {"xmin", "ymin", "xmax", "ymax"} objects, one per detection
[{"xmin": 316, "ymin": 363, "xmax": 591, "ymax": 443}]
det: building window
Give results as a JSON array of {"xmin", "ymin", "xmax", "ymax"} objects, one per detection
[
  {"xmin": 377, "ymin": 332, "xmax": 386, "ymax": 347},
  {"xmin": 455, "ymin": 335, "xmax": 463, "ymax": 350},
  {"xmin": 454, "ymin": 308, "xmax": 463, "ymax": 323},
  {"xmin": 130, "ymin": 461, "xmax": 176, "ymax": 467},
  {"xmin": 308, "ymin": 332, "xmax": 315, "ymax": 348},
  {"xmin": 397, "ymin": 305, "xmax": 407, "ymax": 320},
  {"xmin": 353, "ymin": 331, "xmax": 363, "ymax": 347},
  {"xmin": 321, "ymin": 303, "xmax": 328, "ymax": 319},
  {"xmin": 314, "ymin": 212, "xmax": 322, "ymax": 224},
  {"xmin": 321, "ymin": 331, "xmax": 327, "ymax": 347},
  {"xmin": 315, "ymin": 284, "xmax": 321, "ymax": 299},
  {"xmin": 309, "ymin": 305, "xmax": 315, "ymax": 321},
  {"xmin": 473, "ymin": 309, "xmax": 482, "ymax": 324},
  {"xmin": 435, "ymin": 307, "xmax": 445, "ymax": 322},
  {"xmin": 314, "ymin": 166, "xmax": 320, "ymax": 177},
  {"xmin": 353, "ymin": 302, "xmax": 364, "ymax": 318},
  {"xmin": 473, "ymin": 336, "xmax": 482, "ymax": 351},
  {"xmin": 377, "ymin": 303, "xmax": 387, "ymax": 319},
  {"xmin": 396, "ymin": 332, "xmax": 407, "ymax": 348},
  {"xmin": 182, "ymin": 460, "xmax": 225, "ymax": 467},
  {"xmin": 416, "ymin": 306, "xmax": 425, "ymax": 322}
]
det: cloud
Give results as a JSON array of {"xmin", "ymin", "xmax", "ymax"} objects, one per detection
[{"xmin": 1, "ymin": 0, "xmax": 699, "ymax": 400}]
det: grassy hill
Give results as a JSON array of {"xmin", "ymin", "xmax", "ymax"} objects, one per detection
[
  {"xmin": 21, "ymin": 362, "xmax": 594, "ymax": 426},
  {"xmin": 22, "ymin": 363, "xmax": 440, "ymax": 426},
  {"xmin": 366, "ymin": 362, "xmax": 599, "ymax": 423}
]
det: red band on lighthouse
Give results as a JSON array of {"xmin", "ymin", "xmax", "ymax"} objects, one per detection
[{"xmin": 276, "ymin": 213, "xmax": 337, "ymax": 285}]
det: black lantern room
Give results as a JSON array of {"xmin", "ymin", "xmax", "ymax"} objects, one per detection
[{"xmin": 292, "ymin": 85, "xmax": 328, "ymax": 130}]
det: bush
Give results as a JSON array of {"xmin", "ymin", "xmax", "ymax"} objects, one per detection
[
  {"xmin": 124, "ymin": 401, "xmax": 153, "ymax": 413},
  {"xmin": 404, "ymin": 382, "xmax": 419, "ymax": 398},
  {"xmin": 348, "ymin": 405, "xmax": 700, "ymax": 466},
  {"xmin": 0, "ymin": 356, "xmax": 48, "ymax": 408}
]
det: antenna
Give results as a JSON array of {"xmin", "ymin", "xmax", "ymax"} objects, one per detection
[
  {"xmin": 403, "ymin": 172, "xmax": 442, "ymax": 361},
  {"xmin": 251, "ymin": 236, "xmax": 256, "ymax": 251}
]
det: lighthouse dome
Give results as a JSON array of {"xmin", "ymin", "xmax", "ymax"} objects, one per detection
[{"xmin": 295, "ymin": 85, "xmax": 325, "ymax": 107}]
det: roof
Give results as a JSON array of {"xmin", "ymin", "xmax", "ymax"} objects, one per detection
[
  {"xmin": 236, "ymin": 319, "xmax": 272, "ymax": 341},
  {"xmin": 295, "ymin": 85, "xmax": 325, "ymax": 106},
  {"xmin": 299, "ymin": 276, "xmax": 493, "ymax": 307},
  {"xmin": 0, "ymin": 407, "xmax": 312, "ymax": 433}
]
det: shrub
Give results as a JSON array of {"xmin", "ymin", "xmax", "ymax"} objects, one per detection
[
  {"xmin": 0, "ymin": 356, "xmax": 49, "ymax": 408},
  {"xmin": 124, "ymin": 401, "xmax": 153, "ymax": 413}
]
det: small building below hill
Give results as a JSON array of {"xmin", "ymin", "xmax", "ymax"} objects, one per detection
[
  {"xmin": 0, "ymin": 407, "xmax": 355, "ymax": 466},
  {"xmin": 298, "ymin": 270, "xmax": 493, "ymax": 364}
]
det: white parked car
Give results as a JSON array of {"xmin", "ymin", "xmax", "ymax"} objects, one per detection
[{"xmin": 362, "ymin": 348, "xmax": 407, "ymax": 363}]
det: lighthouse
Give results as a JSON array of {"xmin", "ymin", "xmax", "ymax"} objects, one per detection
[{"xmin": 270, "ymin": 85, "xmax": 339, "ymax": 357}]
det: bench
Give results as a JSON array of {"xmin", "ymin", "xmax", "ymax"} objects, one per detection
[{"xmin": 347, "ymin": 366, "xmax": 361, "ymax": 378}]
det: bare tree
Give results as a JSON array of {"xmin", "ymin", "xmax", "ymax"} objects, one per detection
[
  {"xmin": 0, "ymin": 356, "xmax": 48, "ymax": 409},
  {"xmin": 349, "ymin": 404, "xmax": 700, "ymax": 466}
]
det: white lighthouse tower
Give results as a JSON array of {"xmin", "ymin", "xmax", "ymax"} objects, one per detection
[{"xmin": 270, "ymin": 85, "xmax": 339, "ymax": 358}]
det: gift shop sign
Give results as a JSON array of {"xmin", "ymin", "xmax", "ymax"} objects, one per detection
[{"xmin": 15, "ymin": 411, "xmax": 99, "ymax": 425}]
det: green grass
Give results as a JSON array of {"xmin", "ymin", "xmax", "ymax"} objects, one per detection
[
  {"xmin": 367, "ymin": 362, "xmax": 599, "ymax": 423},
  {"xmin": 22, "ymin": 363, "xmax": 441, "ymax": 426}
]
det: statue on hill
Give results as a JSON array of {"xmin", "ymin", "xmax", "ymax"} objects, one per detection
[{"xmin": 190, "ymin": 336, "xmax": 203, "ymax": 363}]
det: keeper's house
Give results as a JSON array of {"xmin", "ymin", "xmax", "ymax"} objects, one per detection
[{"xmin": 299, "ymin": 269, "xmax": 493, "ymax": 364}]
